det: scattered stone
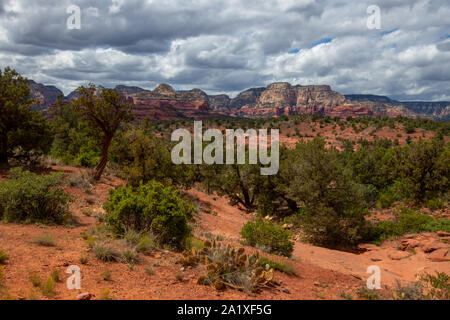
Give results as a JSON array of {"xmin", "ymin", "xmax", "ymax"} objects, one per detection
[
  {"xmin": 422, "ymin": 242, "xmax": 447, "ymax": 253},
  {"xmin": 388, "ymin": 251, "xmax": 411, "ymax": 260},
  {"xmin": 76, "ymin": 292, "xmax": 95, "ymax": 300},
  {"xmin": 399, "ymin": 239, "xmax": 420, "ymax": 251},
  {"xmin": 427, "ymin": 248, "xmax": 449, "ymax": 262},
  {"xmin": 357, "ymin": 244, "xmax": 380, "ymax": 253},
  {"xmin": 180, "ymin": 267, "xmax": 186, "ymax": 272},
  {"xmin": 282, "ymin": 223, "xmax": 294, "ymax": 230},
  {"xmin": 281, "ymin": 288, "xmax": 290, "ymax": 294},
  {"xmin": 437, "ymin": 231, "xmax": 450, "ymax": 237},
  {"xmin": 370, "ymin": 257, "xmax": 382, "ymax": 262},
  {"xmin": 154, "ymin": 254, "xmax": 162, "ymax": 259},
  {"xmin": 351, "ymin": 274, "xmax": 362, "ymax": 280}
]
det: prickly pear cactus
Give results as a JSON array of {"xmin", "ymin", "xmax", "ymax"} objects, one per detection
[{"xmin": 180, "ymin": 239, "xmax": 275, "ymax": 293}]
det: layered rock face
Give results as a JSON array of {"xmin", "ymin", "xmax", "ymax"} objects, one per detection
[
  {"xmin": 30, "ymin": 79, "xmax": 449, "ymax": 121},
  {"xmin": 235, "ymin": 82, "xmax": 360, "ymax": 118},
  {"xmin": 126, "ymin": 84, "xmax": 213, "ymax": 121},
  {"xmin": 296, "ymin": 85, "xmax": 346, "ymax": 107},
  {"xmin": 259, "ymin": 82, "xmax": 298, "ymax": 106},
  {"xmin": 28, "ymin": 80, "xmax": 64, "ymax": 109}
]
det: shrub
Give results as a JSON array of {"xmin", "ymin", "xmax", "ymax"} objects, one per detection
[
  {"xmin": 257, "ymin": 257, "xmax": 296, "ymax": 275},
  {"xmin": 371, "ymin": 208, "xmax": 441, "ymax": 242},
  {"xmin": 40, "ymin": 277, "xmax": 56, "ymax": 297},
  {"xmin": 300, "ymin": 206, "xmax": 371, "ymax": 250},
  {"xmin": 68, "ymin": 171, "xmax": 94, "ymax": 189},
  {"xmin": 240, "ymin": 218, "xmax": 294, "ymax": 257},
  {"xmin": 32, "ymin": 234, "xmax": 57, "ymax": 247},
  {"xmin": 104, "ymin": 181, "xmax": 194, "ymax": 248},
  {"xmin": 136, "ymin": 234, "xmax": 156, "ymax": 253},
  {"xmin": 29, "ymin": 272, "xmax": 41, "ymax": 287},
  {"xmin": 102, "ymin": 269, "xmax": 112, "ymax": 281},
  {"xmin": 122, "ymin": 250, "xmax": 140, "ymax": 264},
  {"xmin": 357, "ymin": 287, "xmax": 381, "ymax": 300},
  {"xmin": 424, "ymin": 198, "xmax": 445, "ymax": 211},
  {"xmin": 0, "ymin": 168, "xmax": 71, "ymax": 224},
  {"xmin": 0, "ymin": 250, "xmax": 8, "ymax": 264},
  {"xmin": 92, "ymin": 243, "xmax": 121, "ymax": 262},
  {"xmin": 377, "ymin": 192, "xmax": 395, "ymax": 209},
  {"xmin": 420, "ymin": 272, "xmax": 449, "ymax": 300},
  {"xmin": 392, "ymin": 280, "xmax": 424, "ymax": 300},
  {"xmin": 424, "ymin": 219, "xmax": 450, "ymax": 233},
  {"xmin": 181, "ymin": 240, "xmax": 275, "ymax": 294}
]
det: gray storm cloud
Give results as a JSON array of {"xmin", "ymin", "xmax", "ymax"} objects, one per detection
[{"xmin": 0, "ymin": 0, "xmax": 448, "ymax": 100}]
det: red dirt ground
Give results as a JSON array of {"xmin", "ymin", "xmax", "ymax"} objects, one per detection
[{"xmin": 0, "ymin": 162, "xmax": 448, "ymax": 300}]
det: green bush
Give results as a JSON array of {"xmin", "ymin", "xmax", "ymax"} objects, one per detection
[
  {"xmin": 299, "ymin": 206, "xmax": 371, "ymax": 250},
  {"xmin": 424, "ymin": 198, "xmax": 445, "ymax": 211},
  {"xmin": 0, "ymin": 250, "xmax": 8, "ymax": 264},
  {"xmin": 371, "ymin": 208, "xmax": 444, "ymax": 242},
  {"xmin": 240, "ymin": 218, "xmax": 294, "ymax": 257},
  {"xmin": 104, "ymin": 180, "xmax": 194, "ymax": 248},
  {"xmin": 0, "ymin": 168, "xmax": 71, "ymax": 224}
]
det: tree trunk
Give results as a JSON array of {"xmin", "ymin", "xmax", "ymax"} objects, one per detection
[
  {"xmin": 0, "ymin": 134, "xmax": 8, "ymax": 167},
  {"xmin": 94, "ymin": 135, "xmax": 112, "ymax": 181}
]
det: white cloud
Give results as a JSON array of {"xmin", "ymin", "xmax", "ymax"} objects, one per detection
[{"xmin": 0, "ymin": 0, "xmax": 448, "ymax": 100}]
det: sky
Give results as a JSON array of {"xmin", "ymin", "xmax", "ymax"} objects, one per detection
[{"xmin": 0, "ymin": 0, "xmax": 449, "ymax": 101}]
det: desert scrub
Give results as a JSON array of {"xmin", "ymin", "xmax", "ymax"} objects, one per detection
[
  {"xmin": 104, "ymin": 180, "xmax": 194, "ymax": 248},
  {"xmin": 356, "ymin": 287, "xmax": 381, "ymax": 300},
  {"xmin": 257, "ymin": 257, "xmax": 296, "ymax": 276},
  {"xmin": 92, "ymin": 243, "xmax": 121, "ymax": 262},
  {"xmin": 180, "ymin": 240, "xmax": 275, "ymax": 294},
  {"xmin": 370, "ymin": 207, "xmax": 449, "ymax": 243},
  {"xmin": 240, "ymin": 218, "xmax": 294, "ymax": 257},
  {"xmin": 0, "ymin": 250, "xmax": 8, "ymax": 264},
  {"xmin": 32, "ymin": 234, "xmax": 57, "ymax": 247},
  {"xmin": 0, "ymin": 168, "xmax": 72, "ymax": 224},
  {"xmin": 68, "ymin": 171, "xmax": 93, "ymax": 189},
  {"xmin": 420, "ymin": 272, "xmax": 449, "ymax": 300},
  {"xmin": 40, "ymin": 277, "xmax": 56, "ymax": 297}
]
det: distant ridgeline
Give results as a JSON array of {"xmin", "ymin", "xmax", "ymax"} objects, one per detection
[{"xmin": 29, "ymin": 80, "xmax": 450, "ymax": 122}]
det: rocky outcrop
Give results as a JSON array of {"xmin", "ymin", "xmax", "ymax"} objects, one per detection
[
  {"xmin": 296, "ymin": 85, "xmax": 345, "ymax": 107},
  {"xmin": 28, "ymin": 80, "xmax": 450, "ymax": 121},
  {"xmin": 229, "ymin": 87, "xmax": 265, "ymax": 109},
  {"xmin": 208, "ymin": 94, "xmax": 231, "ymax": 110},
  {"xmin": 28, "ymin": 80, "xmax": 64, "ymax": 109},
  {"xmin": 126, "ymin": 84, "xmax": 213, "ymax": 121},
  {"xmin": 259, "ymin": 82, "xmax": 298, "ymax": 107}
]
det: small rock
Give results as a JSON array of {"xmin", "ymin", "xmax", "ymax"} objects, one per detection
[
  {"xmin": 357, "ymin": 244, "xmax": 380, "ymax": 253},
  {"xmin": 76, "ymin": 293, "xmax": 94, "ymax": 300},
  {"xmin": 422, "ymin": 242, "xmax": 447, "ymax": 253},
  {"xmin": 351, "ymin": 274, "xmax": 363, "ymax": 280},
  {"xmin": 154, "ymin": 254, "xmax": 162, "ymax": 259},
  {"xmin": 437, "ymin": 231, "xmax": 450, "ymax": 237},
  {"xmin": 282, "ymin": 223, "xmax": 294, "ymax": 230},
  {"xmin": 399, "ymin": 239, "xmax": 420, "ymax": 251},
  {"xmin": 180, "ymin": 267, "xmax": 186, "ymax": 272},
  {"xmin": 371, "ymin": 257, "xmax": 382, "ymax": 262},
  {"xmin": 389, "ymin": 251, "xmax": 411, "ymax": 260},
  {"xmin": 427, "ymin": 248, "xmax": 449, "ymax": 262},
  {"xmin": 281, "ymin": 288, "xmax": 290, "ymax": 294}
]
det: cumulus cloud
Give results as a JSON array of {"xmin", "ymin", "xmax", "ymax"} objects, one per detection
[{"xmin": 0, "ymin": 0, "xmax": 448, "ymax": 100}]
